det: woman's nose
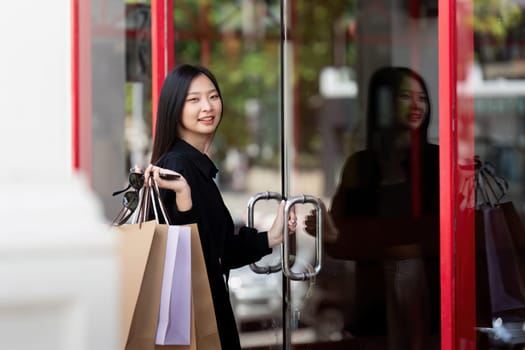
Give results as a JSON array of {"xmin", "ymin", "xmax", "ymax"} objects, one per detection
[
  {"xmin": 201, "ymin": 98, "xmax": 213, "ymax": 111},
  {"xmin": 410, "ymin": 94, "xmax": 422, "ymax": 108}
]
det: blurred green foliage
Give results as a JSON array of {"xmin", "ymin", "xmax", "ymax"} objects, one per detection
[
  {"xmin": 173, "ymin": 0, "xmax": 356, "ymax": 164},
  {"xmin": 473, "ymin": 0, "xmax": 522, "ymax": 40},
  {"xmin": 125, "ymin": 1, "xmax": 525, "ymax": 166}
]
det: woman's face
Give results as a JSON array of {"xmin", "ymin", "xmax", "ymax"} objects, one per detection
[
  {"xmin": 178, "ymin": 73, "xmax": 222, "ymax": 140},
  {"xmin": 394, "ymin": 75, "xmax": 428, "ymax": 130}
]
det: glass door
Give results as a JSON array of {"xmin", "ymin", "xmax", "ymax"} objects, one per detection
[
  {"xmin": 453, "ymin": 1, "xmax": 525, "ymax": 349},
  {"xmin": 168, "ymin": 1, "xmax": 441, "ymax": 349},
  {"xmin": 275, "ymin": 0, "xmax": 441, "ymax": 349}
]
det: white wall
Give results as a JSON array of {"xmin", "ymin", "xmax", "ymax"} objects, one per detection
[
  {"xmin": 0, "ymin": 1, "xmax": 73, "ymax": 174},
  {"xmin": 0, "ymin": 2, "xmax": 118, "ymax": 349}
]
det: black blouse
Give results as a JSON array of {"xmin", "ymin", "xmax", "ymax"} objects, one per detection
[{"xmin": 156, "ymin": 139, "xmax": 272, "ymax": 350}]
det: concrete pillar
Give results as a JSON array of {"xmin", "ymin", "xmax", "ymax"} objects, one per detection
[{"xmin": 0, "ymin": 1, "xmax": 119, "ymax": 349}]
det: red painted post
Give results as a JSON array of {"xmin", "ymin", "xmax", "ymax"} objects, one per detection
[
  {"xmin": 439, "ymin": 0, "xmax": 477, "ymax": 348},
  {"xmin": 151, "ymin": 0, "xmax": 174, "ymax": 137},
  {"xmin": 439, "ymin": 0, "xmax": 456, "ymax": 349},
  {"xmin": 71, "ymin": 0, "xmax": 92, "ymax": 179},
  {"xmin": 455, "ymin": 0, "xmax": 477, "ymax": 348},
  {"xmin": 72, "ymin": 0, "xmax": 79, "ymax": 170}
]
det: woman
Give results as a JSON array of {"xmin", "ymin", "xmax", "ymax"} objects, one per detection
[
  {"xmin": 144, "ymin": 64, "xmax": 295, "ymax": 349},
  {"xmin": 306, "ymin": 67, "xmax": 440, "ymax": 349}
]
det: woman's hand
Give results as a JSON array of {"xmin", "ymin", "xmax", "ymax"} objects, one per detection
[
  {"xmin": 304, "ymin": 200, "xmax": 339, "ymax": 243},
  {"xmin": 144, "ymin": 164, "xmax": 192, "ymax": 211},
  {"xmin": 267, "ymin": 201, "xmax": 297, "ymax": 248}
]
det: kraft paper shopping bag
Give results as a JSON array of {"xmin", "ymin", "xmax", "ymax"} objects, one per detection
[
  {"xmin": 186, "ymin": 224, "xmax": 221, "ymax": 350},
  {"xmin": 118, "ymin": 220, "xmax": 158, "ymax": 349},
  {"xmin": 118, "ymin": 221, "xmax": 168, "ymax": 350},
  {"xmin": 114, "ymin": 176, "xmax": 219, "ymax": 349},
  {"xmin": 117, "ymin": 221, "xmax": 220, "ymax": 350}
]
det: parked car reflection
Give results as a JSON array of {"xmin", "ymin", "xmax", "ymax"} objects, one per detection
[{"xmin": 228, "ymin": 250, "xmax": 310, "ymax": 333}]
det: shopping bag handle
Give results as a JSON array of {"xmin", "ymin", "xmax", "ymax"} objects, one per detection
[
  {"xmin": 134, "ymin": 176, "xmax": 171, "ymax": 226},
  {"xmin": 475, "ymin": 157, "xmax": 508, "ymax": 208}
]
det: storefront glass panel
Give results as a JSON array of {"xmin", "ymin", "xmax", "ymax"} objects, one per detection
[
  {"xmin": 465, "ymin": 0, "xmax": 525, "ymax": 348},
  {"xmin": 170, "ymin": 1, "xmax": 441, "ymax": 349}
]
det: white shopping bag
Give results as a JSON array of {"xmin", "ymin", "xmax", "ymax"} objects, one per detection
[{"xmin": 155, "ymin": 226, "xmax": 192, "ymax": 345}]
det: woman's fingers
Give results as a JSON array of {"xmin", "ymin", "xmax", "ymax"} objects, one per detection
[
  {"xmin": 287, "ymin": 206, "xmax": 297, "ymax": 233},
  {"xmin": 304, "ymin": 210, "xmax": 317, "ymax": 236},
  {"xmin": 303, "ymin": 206, "xmax": 340, "ymax": 242},
  {"xmin": 267, "ymin": 201, "xmax": 286, "ymax": 248},
  {"xmin": 143, "ymin": 164, "xmax": 155, "ymax": 185},
  {"xmin": 144, "ymin": 165, "xmax": 180, "ymax": 185}
]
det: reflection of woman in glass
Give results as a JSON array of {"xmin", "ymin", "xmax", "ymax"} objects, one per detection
[{"xmin": 307, "ymin": 67, "xmax": 440, "ymax": 349}]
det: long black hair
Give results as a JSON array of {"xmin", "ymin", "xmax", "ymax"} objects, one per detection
[
  {"xmin": 150, "ymin": 64, "xmax": 223, "ymax": 164},
  {"xmin": 364, "ymin": 67, "xmax": 438, "ymax": 212},
  {"xmin": 366, "ymin": 66, "xmax": 431, "ymax": 151}
]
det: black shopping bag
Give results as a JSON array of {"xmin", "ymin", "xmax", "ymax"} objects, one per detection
[
  {"xmin": 474, "ymin": 158, "xmax": 525, "ymax": 320},
  {"xmin": 478, "ymin": 204, "xmax": 525, "ymax": 314}
]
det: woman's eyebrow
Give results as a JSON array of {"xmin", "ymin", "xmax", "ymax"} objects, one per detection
[
  {"xmin": 187, "ymin": 89, "xmax": 217, "ymax": 95},
  {"xmin": 399, "ymin": 88, "xmax": 426, "ymax": 94}
]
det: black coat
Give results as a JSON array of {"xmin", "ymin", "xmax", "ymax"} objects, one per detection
[
  {"xmin": 326, "ymin": 143, "xmax": 440, "ymax": 335},
  {"xmin": 156, "ymin": 139, "xmax": 272, "ymax": 350}
]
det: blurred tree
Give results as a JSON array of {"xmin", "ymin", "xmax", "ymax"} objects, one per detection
[
  {"xmin": 172, "ymin": 0, "xmax": 356, "ymax": 166},
  {"xmin": 473, "ymin": 0, "xmax": 522, "ymax": 40},
  {"xmin": 293, "ymin": 1, "xmax": 355, "ymax": 157},
  {"xmin": 472, "ymin": 0, "xmax": 524, "ymax": 75}
]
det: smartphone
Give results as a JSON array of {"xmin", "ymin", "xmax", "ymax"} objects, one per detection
[{"xmin": 159, "ymin": 173, "xmax": 181, "ymax": 180}]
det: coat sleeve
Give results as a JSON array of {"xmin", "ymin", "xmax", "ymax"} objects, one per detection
[
  {"xmin": 222, "ymin": 226, "xmax": 272, "ymax": 269},
  {"xmin": 324, "ymin": 150, "xmax": 440, "ymax": 261},
  {"xmin": 325, "ymin": 213, "xmax": 440, "ymax": 261},
  {"xmin": 156, "ymin": 154, "xmax": 198, "ymax": 225}
]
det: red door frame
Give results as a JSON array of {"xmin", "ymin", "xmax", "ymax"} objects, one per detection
[
  {"xmin": 151, "ymin": 0, "xmax": 174, "ymax": 137},
  {"xmin": 438, "ymin": 1, "xmax": 456, "ymax": 347},
  {"xmin": 71, "ymin": 0, "xmax": 92, "ymax": 177},
  {"xmin": 439, "ymin": 1, "xmax": 476, "ymax": 349},
  {"xmin": 72, "ymin": 0, "xmax": 174, "ymax": 170}
]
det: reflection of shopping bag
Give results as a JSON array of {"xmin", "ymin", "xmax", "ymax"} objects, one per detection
[
  {"xmin": 474, "ymin": 158, "xmax": 525, "ymax": 319},
  {"xmin": 113, "ymin": 177, "xmax": 220, "ymax": 350},
  {"xmin": 478, "ymin": 204, "xmax": 525, "ymax": 314},
  {"xmin": 501, "ymin": 202, "xmax": 525, "ymax": 278}
]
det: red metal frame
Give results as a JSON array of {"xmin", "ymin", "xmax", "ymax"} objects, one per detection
[
  {"xmin": 71, "ymin": 0, "xmax": 92, "ymax": 178},
  {"xmin": 439, "ymin": 1, "xmax": 476, "ymax": 349},
  {"xmin": 455, "ymin": 1, "xmax": 477, "ymax": 348},
  {"xmin": 151, "ymin": 0, "xmax": 174, "ymax": 137},
  {"xmin": 439, "ymin": 2, "xmax": 456, "ymax": 348},
  {"xmin": 72, "ymin": 0, "xmax": 79, "ymax": 170}
]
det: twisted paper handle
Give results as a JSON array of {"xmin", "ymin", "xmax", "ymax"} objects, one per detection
[{"xmin": 475, "ymin": 156, "xmax": 508, "ymax": 208}]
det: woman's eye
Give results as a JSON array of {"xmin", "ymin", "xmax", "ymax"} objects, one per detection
[
  {"xmin": 187, "ymin": 97, "xmax": 198, "ymax": 102},
  {"xmin": 210, "ymin": 94, "xmax": 220, "ymax": 100}
]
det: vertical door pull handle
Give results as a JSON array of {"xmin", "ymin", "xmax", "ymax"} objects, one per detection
[
  {"xmin": 282, "ymin": 195, "xmax": 323, "ymax": 281},
  {"xmin": 247, "ymin": 191, "xmax": 284, "ymax": 274}
]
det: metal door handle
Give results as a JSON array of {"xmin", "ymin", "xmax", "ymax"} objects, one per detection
[
  {"xmin": 282, "ymin": 195, "xmax": 323, "ymax": 281},
  {"xmin": 247, "ymin": 191, "xmax": 283, "ymax": 274}
]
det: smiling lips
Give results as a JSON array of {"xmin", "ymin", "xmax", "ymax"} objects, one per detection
[
  {"xmin": 410, "ymin": 111, "xmax": 422, "ymax": 121},
  {"xmin": 198, "ymin": 116, "xmax": 216, "ymax": 125}
]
